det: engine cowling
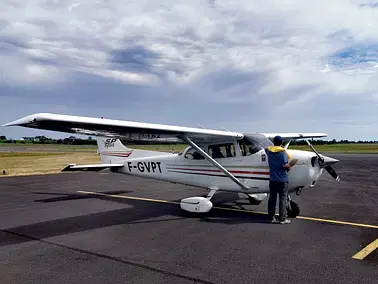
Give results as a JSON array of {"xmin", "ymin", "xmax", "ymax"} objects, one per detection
[{"xmin": 180, "ymin": 197, "xmax": 213, "ymax": 213}]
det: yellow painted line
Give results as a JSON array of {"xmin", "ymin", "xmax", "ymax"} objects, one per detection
[
  {"xmin": 77, "ymin": 191, "xmax": 378, "ymax": 230},
  {"xmin": 295, "ymin": 216, "xmax": 378, "ymax": 229},
  {"xmin": 77, "ymin": 190, "xmax": 179, "ymax": 205},
  {"xmin": 352, "ymin": 238, "xmax": 378, "ymax": 260}
]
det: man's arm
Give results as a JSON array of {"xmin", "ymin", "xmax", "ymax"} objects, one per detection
[
  {"xmin": 283, "ymin": 152, "xmax": 297, "ymax": 169},
  {"xmin": 282, "ymin": 152, "xmax": 290, "ymax": 169}
]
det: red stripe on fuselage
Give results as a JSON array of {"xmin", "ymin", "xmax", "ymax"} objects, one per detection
[
  {"xmin": 101, "ymin": 151, "xmax": 132, "ymax": 157},
  {"xmin": 169, "ymin": 167, "xmax": 269, "ymax": 175}
]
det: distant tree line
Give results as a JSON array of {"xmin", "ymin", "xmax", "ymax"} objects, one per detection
[
  {"xmin": 288, "ymin": 139, "xmax": 378, "ymax": 145},
  {"xmin": 0, "ymin": 135, "xmax": 182, "ymax": 145},
  {"xmin": 0, "ymin": 136, "xmax": 377, "ymax": 145},
  {"xmin": 0, "ymin": 135, "xmax": 96, "ymax": 145}
]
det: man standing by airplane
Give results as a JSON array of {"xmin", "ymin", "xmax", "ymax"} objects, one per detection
[{"xmin": 265, "ymin": 135, "xmax": 297, "ymax": 224}]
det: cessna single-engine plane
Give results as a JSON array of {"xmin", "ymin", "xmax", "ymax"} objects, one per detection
[{"xmin": 3, "ymin": 113, "xmax": 340, "ymax": 217}]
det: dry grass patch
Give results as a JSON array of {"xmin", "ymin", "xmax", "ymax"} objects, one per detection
[{"xmin": 0, "ymin": 152, "xmax": 100, "ymax": 177}]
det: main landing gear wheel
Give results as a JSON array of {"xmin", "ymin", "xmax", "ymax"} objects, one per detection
[{"xmin": 287, "ymin": 200, "xmax": 300, "ymax": 218}]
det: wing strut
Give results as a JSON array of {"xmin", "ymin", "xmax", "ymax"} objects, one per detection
[{"xmin": 181, "ymin": 135, "xmax": 262, "ymax": 192}]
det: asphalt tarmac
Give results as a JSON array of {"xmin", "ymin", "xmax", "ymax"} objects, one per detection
[{"xmin": 0, "ymin": 154, "xmax": 377, "ymax": 284}]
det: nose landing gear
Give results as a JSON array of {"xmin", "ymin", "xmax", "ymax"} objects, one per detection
[{"xmin": 287, "ymin": 194, "xmax": 300, "ymax": 218}]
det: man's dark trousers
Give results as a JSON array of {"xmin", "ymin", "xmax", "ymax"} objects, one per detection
[{"xmin": 268, "ymin": 181, "xmax": 288, "ymax": 221}]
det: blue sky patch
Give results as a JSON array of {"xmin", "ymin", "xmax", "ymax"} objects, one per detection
[{"xmin": 327, "ymin": 44, "xmax": 378, "ymax": 67}]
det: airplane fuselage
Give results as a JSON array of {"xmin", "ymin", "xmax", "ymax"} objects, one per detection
[{"xmin": 106, "ymin": 148, "xmax": 322, "ymax": 196}]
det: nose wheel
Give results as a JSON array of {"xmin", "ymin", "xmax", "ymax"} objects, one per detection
[{"xmin": 287, "ymin": 195, "xmax": 300, "ymax": 218}]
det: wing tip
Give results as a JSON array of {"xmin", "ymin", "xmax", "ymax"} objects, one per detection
[
  {"xmin": 2, "ymin": 119, "xmax": 27, "ymax": 127},
  {"xmin": 2, "ymin": 113, "xmax": 55, "ymax": 127}
]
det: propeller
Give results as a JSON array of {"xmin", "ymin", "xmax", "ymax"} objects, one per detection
[
  {"xmin": 284, "ymin": 140, "xmax": 291, "ymax": 150},
  {"xmin": 324, "ymin": 165, "xmax": 340, "ymax": 181},
  {"xmin": 305, "ymin": 140, "xmax": 340, "ymax": 181}
]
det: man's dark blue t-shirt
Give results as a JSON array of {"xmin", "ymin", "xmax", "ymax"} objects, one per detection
[{"xmin": 264, "ymin": 147, "xmax": 289, "ymax": 182}]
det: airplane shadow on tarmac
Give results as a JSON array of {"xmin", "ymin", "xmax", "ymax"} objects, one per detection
[{"xmin": 0, "ymin": 190, "xmax": 270, "ymax": 248}]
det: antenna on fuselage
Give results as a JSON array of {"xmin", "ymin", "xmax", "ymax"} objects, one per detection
[{"xmin": 219, "ymin": 126, "xmax": 230, "ymax": 132}]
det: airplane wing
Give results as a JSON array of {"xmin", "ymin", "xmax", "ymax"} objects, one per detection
[
  {"xmin": 3, "ymin": 113, "xmax": 243, "ymax": 143},
  {"xmin": 261, "ymin": 133, "xmax": 327, "ymax": 140},
  {"xmin": 62, "ymin": 163, "xmax": 124, "ymax": 172}
]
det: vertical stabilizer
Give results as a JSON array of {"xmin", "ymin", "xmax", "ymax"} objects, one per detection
[{"xmin": 96, "ymin": 138, "xmax": 133, "ymax": 164}]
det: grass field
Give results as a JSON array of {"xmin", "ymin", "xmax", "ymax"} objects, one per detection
[
  {"xmin": 289, "ymin": 143, "xmax": 378, "ymax": 153},
  {"xmin": 0, "ymin": 144, "xmax": 98, "ymax": 151},
  {"xmin": 0, "ymin": 152, "xmax": 100, "ymax": 177},
  {"xmin": 1, "ymin": 143, "xmax": 377, "ymax": 177}
]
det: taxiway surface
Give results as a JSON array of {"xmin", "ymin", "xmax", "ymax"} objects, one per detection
[{"xmin": 0, "ymin": 154, "xmax": 377, "ymax": 284}]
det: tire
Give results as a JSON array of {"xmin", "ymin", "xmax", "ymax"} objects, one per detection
[{"xmin": 287, "ymin": 200, "xmax": 300, "ymax": 218}]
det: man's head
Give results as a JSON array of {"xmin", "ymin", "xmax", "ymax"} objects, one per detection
[{"xmin": 273, "ymin": 135, "xmax": 283, "ymax": 146}]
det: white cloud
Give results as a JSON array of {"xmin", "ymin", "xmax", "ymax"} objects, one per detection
[
  {"xmin": 2, "ymin": 0, "xmax": 378, "ymax": 87},
  {"xmin": 1, "ymin": 0, "xmax": 378, "ymax": 139},
  {"xmin": 0, "ymin": 55, "xmax": 66, "ymax": 86},
  {"xmin": 85, "ymin": 68, "xmax": 159, "ymax": 86}
]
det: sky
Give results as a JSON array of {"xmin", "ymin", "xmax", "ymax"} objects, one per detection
[{"xmin": 1, "ymin": 0, "xmax": 378, "ymax": 141}]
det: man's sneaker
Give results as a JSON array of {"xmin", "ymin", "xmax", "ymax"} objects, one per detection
[
  {"xmin": 269, "ymin": 217, "xmax": 279, "ymax": 223},
  {"xmin": 279, "ymin": 219, "xmax": 291, "ymax": 224}
]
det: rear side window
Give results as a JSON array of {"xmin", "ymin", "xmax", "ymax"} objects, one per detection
[{"xmin": 208, "ymin": 143, "xmax": 235, "ymax": 158}]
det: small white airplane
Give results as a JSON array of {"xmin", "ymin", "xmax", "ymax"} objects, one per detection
[{"xmin": 3, "ymin": 113, "xmax": 340, "ymax": 217}]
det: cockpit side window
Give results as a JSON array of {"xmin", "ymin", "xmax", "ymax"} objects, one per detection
[
  {"xmin": 184, "ymin": 147, "xmax": 205, "ymax": 160},
  {"xmin": 238, "ymin": 137, "xmax": 263, "ymax": 156}
]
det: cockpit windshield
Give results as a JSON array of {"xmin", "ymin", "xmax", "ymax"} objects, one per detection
[
  {"xmin": 179, "ymin": 133, "xmax": 273, "ymax": 158},
  {"xmin": 238, "ymin": 133, "xmax": 273, "ymax": 156},
  {"xmin": 244, "ymin": 133, "xmax": 273, "ymax": 148}
]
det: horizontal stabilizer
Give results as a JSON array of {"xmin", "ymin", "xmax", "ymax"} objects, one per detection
[{"xmin": 62, "ymin": 163, "xmax": 124, "ymax": 172}]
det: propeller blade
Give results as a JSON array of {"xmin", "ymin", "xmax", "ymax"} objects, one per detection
[
  {"xmin": 305, "ymin": 140, "xmax": 324, "ymax": 162},
  {"xmin": 325, "ymin": 165, "xmax": 340, "ymax": 181},
  {"xmin": 284, "ymin": 140, "xmax": 291, "ymax": 150}
]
